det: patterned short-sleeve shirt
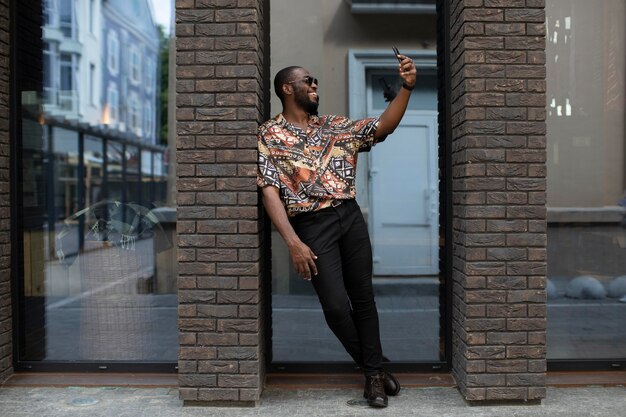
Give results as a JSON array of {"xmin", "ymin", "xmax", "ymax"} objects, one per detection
[{"xmin": 257, "ymin": 113, "xmax": 386, "ymax": 216}]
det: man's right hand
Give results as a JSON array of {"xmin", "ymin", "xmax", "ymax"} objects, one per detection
[
  {"xmin": 288, "ymin": 240, "xmax": 318, "ymax": 281},
  {"xmin": 260, "ymin": 185, "xmax": 319, "ymax": 281}
]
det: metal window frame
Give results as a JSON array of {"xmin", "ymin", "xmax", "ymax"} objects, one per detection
[{"xmin": 348, "ymin": 0, "xmax": 436, "ymax": 14}]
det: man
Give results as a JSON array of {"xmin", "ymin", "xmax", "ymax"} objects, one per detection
[{"xmin": 257, "ymin": 54, "xmax": 417, "ymax": 408}]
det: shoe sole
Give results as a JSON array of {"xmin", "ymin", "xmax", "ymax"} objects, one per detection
[{"xmin": 367, "ymin": 399, "xmax": 388, "ymax": 408}]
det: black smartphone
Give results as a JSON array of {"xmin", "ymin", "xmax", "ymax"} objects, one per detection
[{"xmin": 392, "ymin": 46, "xmax": 403, "ymax": 63}]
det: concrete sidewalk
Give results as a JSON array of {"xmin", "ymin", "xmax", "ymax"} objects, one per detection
[{"xmin": 1, "ymin": 385, "xmax": 625, "ymax": 417}]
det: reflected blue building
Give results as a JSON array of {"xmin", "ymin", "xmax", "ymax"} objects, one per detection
[
  {"xmin": 102, "ymin": 0, "xmax": 160, "ymax": 143},
  {"xmin": 42, "ymin": 0, "xmax": 160, "ymax": 144}
]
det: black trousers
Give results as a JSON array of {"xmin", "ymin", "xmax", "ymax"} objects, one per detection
[{"xmin": 290, "ymin": 199, "xmax": 383, "ymax": 376}]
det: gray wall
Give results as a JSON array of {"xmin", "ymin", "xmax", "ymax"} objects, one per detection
[{"xmin": 270, "ymin": 0, "xmax": 436, "ymax": 116}]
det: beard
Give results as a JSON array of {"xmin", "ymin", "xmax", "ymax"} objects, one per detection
[{"xmin": 294, "ymin": 89, "xmax": 319, "ymax": 116}]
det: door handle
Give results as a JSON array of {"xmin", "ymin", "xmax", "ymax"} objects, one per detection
[
  {"xmin": 430, "ymin": 188, "xmax": 438, "ymax": 220},
  {"xmin": 424, "ymin": 188, "xmax": 438, "ymax": 223},
  {"xmin": 423, "ymin": 189, "xmax": 430, "ymax": 224}
]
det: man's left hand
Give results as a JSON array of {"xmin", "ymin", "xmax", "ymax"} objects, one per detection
[{"xmin": 397, "ymin": 55, "xmax": 417, "ymax": 88}]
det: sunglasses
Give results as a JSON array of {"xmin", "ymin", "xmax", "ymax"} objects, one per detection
[{"xmin": 288, "ymin": 76, "xmax": 318, "ymax": 87}]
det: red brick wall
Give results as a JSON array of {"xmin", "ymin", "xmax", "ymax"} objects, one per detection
[
  {"xmin": 447, "ymin": 0, "xmax": 547, "ymax": 402},
  {"xmin": 0, "ymin": 0, "xmax": 12, "ymax": 384},
  {"xmin": 175, "ymin": 0, "xmax": 268, "ymax": 405}
]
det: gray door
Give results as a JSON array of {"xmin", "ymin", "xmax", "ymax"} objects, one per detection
[{"xmin": 365, "ymin": 69, "xmax": 439, "ymax": 276}]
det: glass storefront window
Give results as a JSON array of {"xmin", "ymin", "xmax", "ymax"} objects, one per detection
[
  {"xmin": 269, "ymin": 1, "xmax": 442, "ymax": 365},
  {"xmin": 17, "ymin": 0, "xmax": 176, "ymax": 365},
  {"xmin": 546, "ymin": 0, "xmax": 626, "ymax": 360}
]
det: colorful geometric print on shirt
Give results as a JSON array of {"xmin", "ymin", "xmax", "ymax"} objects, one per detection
[{"xmin": 257, "ymin": 113, "xmax": 385, "ymax": 216}]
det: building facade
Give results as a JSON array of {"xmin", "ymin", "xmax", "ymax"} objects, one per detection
[
  {"xmin": 42, "ymin": 0, "xmax": 160, "ymax": 141},
  {"xmin": 101, "ymin": 0, "xmax": 160, "ymax": 141},
  {"xmin": 42, "ymin": 0, "xmax": 100, "ymax": 122},
  {"xmin": 1, "ymin": 0, "xmax": 625, "ymax": 408}
]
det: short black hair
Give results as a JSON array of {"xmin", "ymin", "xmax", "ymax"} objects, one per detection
[{"xmin": 274, "ymin": 66, "xmax": 302, "ymax": 102}]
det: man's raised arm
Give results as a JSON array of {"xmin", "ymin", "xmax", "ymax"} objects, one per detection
[{"xmin": 376, "ymin": 54, "xmax": 417, "ymax": 139}]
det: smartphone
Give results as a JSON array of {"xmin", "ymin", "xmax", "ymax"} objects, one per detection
[{"xmin": 392, "ymin": 46, "xmax": 403, "ymax": 63}]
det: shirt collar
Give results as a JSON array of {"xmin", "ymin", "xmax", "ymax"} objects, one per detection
[{"xmin": 275, "ymin": 113, "xmax": 320, "ymax": 128}]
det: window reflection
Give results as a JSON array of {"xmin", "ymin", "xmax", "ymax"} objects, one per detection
[
  {"xmin": 153, "ymin": 152, "xmax": 166, "ymax": 205},
  {"xmin": 107, "ymin": 141, "xmax": 124, "ymax": 202},
  {"xmin": 125, "ymin": 145, "xmax": 140, "ymax": 204},
  {"xmin": 141, "ymin": 149, "xmax": 154, "ymax": 204},
  {"xmin": 18, "ymin": 0, "xmax": 176, "ymax": 363},
  {"xmin": 59, "ymin": 0, "xmax": 75, "ymax": 38},
  {"xmin": 84, "ymin": 136, "xmax": 104, "ymax": 208},
  {"xmin": 546, "ymin": 0, "xmax": 626, "ymax": 360},
  {"xmin": 52, "ymin": 127, "xmax": 79, "ymax": 222}
]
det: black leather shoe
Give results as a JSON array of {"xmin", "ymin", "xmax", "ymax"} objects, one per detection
[
  {"xmin": 363, "ymin": 370, "xmax": 401, "ymax": 398},
  {"xmin": 363, "ymin": 373, "xmax": 388, "ymax": 408},
  {"xmin": 382, "ymin": 370, "xmax": 401, "ymax": 396}
]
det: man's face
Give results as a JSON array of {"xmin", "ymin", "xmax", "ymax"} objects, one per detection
[{"xmin": 290, "ymin": 69, "xmax": 319, "ymax": 116}]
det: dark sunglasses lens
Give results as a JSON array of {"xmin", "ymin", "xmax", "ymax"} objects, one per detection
[{"xmin": 304, "ymin": 76, "xmax": 317, "ymax": 86}]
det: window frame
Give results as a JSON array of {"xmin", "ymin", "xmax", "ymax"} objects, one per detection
[
  {"xmin": 44, "ymin": 0, "xmax": 59, "ymax": 27},
  {"xmin": 145, "ymin": 58, "xmax": 154, "ymax": 94},
  {"xmin": 129, "ymin": 45, "xmax": 142, "ymax": 85},
  {"xmin": 107, "ymin": 30, "xmax": 119, "ymax": 76},
  {"xmin": 143, "ymin": 99, "xmax": 153, "ymax": 140},
  {"xmin": 128, "ymin": 92, "xmax": 142, "ymax": 136},
  {"xmin": 58, "ymin": 0, "xmax": 76, "ymax": 39},
  {"xmin": 107, "ymin": 82, "xmax": 119, "ymax": 124}
]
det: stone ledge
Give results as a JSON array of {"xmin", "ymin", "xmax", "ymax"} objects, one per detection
[
  {"xmin": 183, "ymin": 400, "xmax": 257, "ymax": 407},
  {"xmin": 547, "ymin": 206, "xmax": 626, "ymax": 224}
]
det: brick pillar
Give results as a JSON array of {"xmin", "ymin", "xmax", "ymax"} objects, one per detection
[
  {"xmin": 175, "ymin": 0, "xmax": 267, "ymax": 405},
  {"xmin": 0, "ymin": 0, "xmax": 12, "ymax": 384},
  {"xmin": 448, "ymin": 0, "xmax": 547, "ymax": 402}
]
